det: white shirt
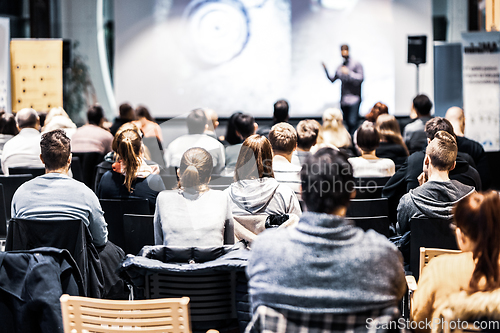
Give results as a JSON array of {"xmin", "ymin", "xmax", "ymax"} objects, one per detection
[
  {"xmin": 165, "ymin": 134, "xmax": 226, "ymax": 174},
  {"xmin": 1, "ymin": 128, "xmax": 43, "ymax": 175},
  {"xmin": 272, "ymin": 155, "xmax": 302, "ymax": 200},
  {"xmin": 348, "ymin": 157, "xmax": 396, "ymax": 178}
]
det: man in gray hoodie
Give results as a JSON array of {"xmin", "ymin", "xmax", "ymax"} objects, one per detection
[{"xmin": 397, "ymin": 131, "xmax": 475, "ymax": 234}]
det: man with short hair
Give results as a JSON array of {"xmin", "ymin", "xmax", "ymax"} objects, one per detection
[
  {"xmin": 269, "ymin": 123, "xmax": 301, "ymax": 199},
  {"xmin": 291, "ymin": 119, "xmax": 320, "ymax": 168},
  {"xmin": 225, "ymin": 113, "xmax": 258, "ymax": 171},
  {"xmin": 256, "ymin": 99, "xmax": 290, "ymax": 138},
  {"xmin": 11, "ymin": 129, "xmax": 108, "ymax": 247},
  {"xmin": 445, "ymin": 106, "xmax": 490, "ymax": 188},
  {"xmin": 1, "ymin": 108, "xmax": 44, "ymax": 175},
  {"xmin": 165, "ymin": 109, "xmax": 225, "ymax": 174},
  {"xmin": 246, "ymin": 148, "xmax": 405, "ymax": 331},
  {"xmin": 397, "ymin": 131, "xmax": 475, "ymax": 234},
  {"xmin": 71, "ymin": 104, "xmax": 114, "ymax": 155},
  {"xmin": 322, "ymin": 44, "xmax": 364, "ymax": 135},
  {"xmin": 110, "ymin": 103, "xmax": 135, "ymax": 136},
  {"xmin": 403, "ymin": 94, "xmax": 433, "ymax": 153}
]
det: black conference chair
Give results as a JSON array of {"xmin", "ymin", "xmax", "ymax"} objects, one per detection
[
  {"xmin": 353, "ymin": 176, "xmax": 391, "ymax": 199},
  {"xmin": 346, "ymin": 198, "xmax": 391, "ymax": 237},
  {"xmin": 123, "ymin": 214, "xmax": 154, "ymax": 255},
  {"xmin": 0, "ymin": 174, "xmax": 33, "ymax": 219},
  {"xmin": 9, "ymin": 167, "xmax": 45, "ymax": 177},
  {"xmin": 72, "ymin": 152, "xmax": 104, "ymax": 189},
  {"xmin": 99, "ymin": 199, "xmax": 150, "ymax": 251},
  {"xmin": 409, "ymin": 217, "xmax": 459, "ymax": 281},
  {"xmin": 208, "ymin": 175, "xmax": 234, "ymax": 191},
  {"xmin": 161, "ymin": 174, "xmax": 178, "ymax": 190},
  {"xmin": 142, "ymin": 137, "xmax": 166, "ymax": 169},
  {"xmin": 70, "ymin": 156, "xmax": 84, "ymax": 183}
]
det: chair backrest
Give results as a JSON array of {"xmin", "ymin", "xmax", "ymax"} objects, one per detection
[
  {"xmin": 410, "ymin": 217, "xmax": 459, "ymax": 281},
  {"xmin": 354, "ymin": 177, "xmax": 391, "ymax": 187},
  {"xmin": 161, "ymin": 174, "xmax": 179, "ymax": 190},
  {"xmin": 0, "ymin": 174, "xmax": 33, "ymax": 218},
  {"xmin": 8, "ymin": 167, "xmax": 45, "ymax": 177},
  {"xmin": 419, "ymin": 247, "xmax": 461, "ymax": 278},
  {"xmin": 142, "ymin": 136, "xmax": 166, "ymax": 169},
  {"xmin": 123, "ymin": 214, "xmax": 154, "ymax": 255},
  {"xmin": 146, "ymin": 271, "xmax": 237, "ymax": 327},
  {"xmin": 349, "ymin": 216, "xmax": 391, "ymax": 237},
  {"xmin": 346, "ymin": 198, "xmax": 389, "ymax": 217},
  {"xmin": 0, "ymin": 184, "xmax": 7, "ymax": 238},
  {"xmin": 353, "ymin": 177, "xmax": 390, "ymax": 198},
  {"xmin": 72, "ymin": 152, "xmax": 104, "ymax": 189},
  {"xmin": 60, "ymin": 294, "xmax": 192, "ymax": 333},
  {"xmin": 99, "ymin": 199, "xmax": 150, "ymax": 250},
  {"xmin": 70, "ymin": 155, "xmax": 84, "ymax": 183},
  {"xmin": 94, "ymin": 160, "xmax": 112, "ymax": 192}
]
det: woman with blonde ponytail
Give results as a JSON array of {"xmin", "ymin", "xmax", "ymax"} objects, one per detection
[
  {"xmin": 97, "ymin": 128, "xmax": 165, "ymax": 212},
  {"xmin": 316, "ymin": 108, "xmax": 352, "ymax": 149},
  {"xmin": 154, "ymin": 147, "xmax": 234, "ymax": 246}
]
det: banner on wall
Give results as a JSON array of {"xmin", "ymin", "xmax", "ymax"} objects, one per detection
[
  {"xmin": 0, "ymin": 18, "xmax": 9, "ymax": 113},
  {"xmin": 462, "ymin": 32, "xmax": 500, "ymax": 152}
]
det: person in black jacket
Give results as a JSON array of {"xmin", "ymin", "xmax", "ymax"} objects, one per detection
[{"xmin": 382, "ymin": 117, "xmax": 481, "ymax": 222}]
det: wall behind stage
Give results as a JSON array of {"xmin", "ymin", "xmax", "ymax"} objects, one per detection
[{"xmin": 114, "ymin": 0, "xmax": 432, "ymax": 118}]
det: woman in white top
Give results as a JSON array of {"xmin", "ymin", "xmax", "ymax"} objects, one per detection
[
  {"xmin": 348, "ymin": 121, "xmax": 395, "ymax": 178},
  {"xmin": 154, "ymin": 147, "xmax": 234, "ymax": 247}
]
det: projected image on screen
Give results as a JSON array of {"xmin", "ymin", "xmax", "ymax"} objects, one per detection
[{"xmin": 114, "ymin": 0, "xmax": 395, "ymax": 118}]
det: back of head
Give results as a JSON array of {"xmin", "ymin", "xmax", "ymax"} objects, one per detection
[
  {"xmin": 234, "ymin": 134, "xmax": 274, "ymax": 181},
  {"xmin": 40, "ymin": 129, "xmax": 71, "ymax": 171},
  {"xmin": 376, "ymin": 114, "xmax": 408, "ymax": 154},
  {"xmin": 322, "ymin": 108, "xmax": 343, "ymax": 129},
  {"xmin": 425, "ymin": 117, "xmax": 456, "ymax": 140},
  {"xmin": 296, "ymin": 119, "xmax": 320, "ymax": 150},
  {"xmin": 16, "ymin": 108, "xmax": 39, "ymax": 129},
  {"xmin": 187, "ymin": 108, "xmax": 208, "ymax": 134},
  {"xmin": 365, "ymin": 102, "xmax": 389, "ymax": 122},
  {"xmin": 356, "ymin": 121, "xmax": 380, "ymax": 153},
  {"xmin": 234, "ymin": 113, "xmax": 256, "ymax": 140},
  {"xmin": 135, "ymin": 105, "xmax": 153, "ymax": 121},
  {"xmin": 273, "ymin": 100, "xmax": 289, "ymax": 123},
  {"xmin": 119, "ymin": 103, "xmax": 134, "ymax": 120},
  {"xmin": 269, "ymin": 122, "xmax": 297, "ymax": 154},
  {"xmin": 341, "ymin": 44, "xmax": 349, "ymax": 51},
  {"xmin": 454, "ymin": 191, "xmax": 500, "ymax": 292},
  {"xmin": 0, "ymin": 113, "xmax": 19, "ymax": 136},
  {"xmin": 87, "ymin": 104, "xmax": 105, "ymax": 126},
  {"xmin": 179, "ymin": 147, "xmax": 213, "ymax": 192},
  {"xmin": 115, "ymin": 129, "xmax": 142, "ymax": 192},
  {"xmin": 413, "ymin": 94, "xmax": 433, "ymax": 116},
  {"xmin": 225, "ymin": 112, "xmax": 243, "ymax": 145},
  {"xmin": 301, "ymin": 147, "xmax": 354, "ymax": 213},
  {"xmin": 112, "ymin": 122, "xmax": 140, "ymax": 152},
  {"xmin": 445, "ymin": 106, "xmax": 465, "ymax": 134},
  {"xmin": 426, "ymin": 131, "xmax": 457, "ymax": 171}
]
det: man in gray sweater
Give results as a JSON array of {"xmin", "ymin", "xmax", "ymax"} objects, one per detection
[
  {"xmin": 246, "ymin": 148, "xmax": 405, "ymax": 331},
  {"xmin": 397, "ymin": 131, "xmax": 475, "ymax": 234}
]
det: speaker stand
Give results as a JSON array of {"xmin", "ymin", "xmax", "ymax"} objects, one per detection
[{"xmin": 415, "ymin": 63, "xmax": 420, "ymax": 95}]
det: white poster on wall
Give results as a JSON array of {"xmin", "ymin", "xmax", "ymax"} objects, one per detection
[
  {"xmin": 0, "ymin": 18, "xmax": 9, "ymax": 113},
  {"xmin": 462, "ymin": 32, "xmax": 500, "ymax": 152}
]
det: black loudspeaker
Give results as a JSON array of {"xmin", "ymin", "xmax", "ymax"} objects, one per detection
[
  {"xmin": 408, "ymin": 35, "xmax": 427, "ymax": 65},
  {"xmin": 63, "ymin": 40, "xmax": 72, "ymax": 69}
]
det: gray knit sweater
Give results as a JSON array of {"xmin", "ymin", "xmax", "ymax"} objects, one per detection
[{"xmin": 247, "ymin": 212, "xmax": 406, "ymax": 313}]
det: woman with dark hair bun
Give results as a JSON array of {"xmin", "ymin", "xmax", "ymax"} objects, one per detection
[
  {"xmin": 412, "ymin": 191, "xmax": 500, "ymax": 329},
  {"xmin": 220, "ymin": 111, "xmax": 243, "ymax": 147},
  {"xmin": 154, "ymin": 147, "xmax": 234, "ymax": 247}
]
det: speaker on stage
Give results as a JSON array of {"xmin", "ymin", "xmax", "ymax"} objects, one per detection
[{"xmin": 408, "ymin": 35, "xmax": 427, "ymax": 65}]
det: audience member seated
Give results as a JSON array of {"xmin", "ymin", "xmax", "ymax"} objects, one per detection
[
  {"xmin": 375, "ymin": 114, "xmax": 409, "ymax": 168},
  {"xmin": 316, "ymin": 107, "xmax": 353, "ymax": 153},
  {"xmin": 348, "ymin": 121, "xmax": 395, "ymax": 177},
  {"xmin": 154, "ymin": 147, "xmax": 234, "ymax": 247},
  {"xmin": 364, "ymin": 101, "xmax": 389, "ymax": 123},
  {"xmin": 203, "ymin": 107, "xmax": 219, "ymax": 139},
  {"xmin": 403, "ymin": 94, "xmax": 433, "ymax": 154},
  {"xmin": 165, "ymin": 108, "xmax": 225, "ymax": 174},
  {"xmin": 1, "ymin": 108, "xmax": 44, "ymax": 175},
  {"xmin": 226, "ymin": 135, "xmax": 301, "ymax": 242},
  {"xmin": 132, "ymin": 105, "xmax": 163, "ymax": 147},
  {"xmin": 397, "ymin": 131, "xmax": 475, "ymax": 234},
  {"xmin": 72, "ymin": 104, "xmax": 114, "ymax": 155},
  {"xmin": 110, "ymin": 102, "xmax": 135, "ymax": 136},
  {"xmin": 256, "ymin": 99, "xmax": 289, "ymax": 138},
  {"xmin": 12, "ymin": 129, "xmax": 108, "ymax": 247},
  {"xmin": 446, "ymin": 106, "xmax": 490, "ymax": 189},
  {"xmin": 246, "ymin": 148, "xmax": 405, "ymax": 325},
  {"xmin": 269, "ymin": 123, "xmax": 302, "ymax": 199},
  {"xmin": 97, "ymin": 127, "xmax": 165, "ymax": 212},
  {"xmin": 412, "ymin": 191, "xmax": 500, "ymax": 332},
  {"xmin": 291, "ymin": 119, "xmax": 320, "ymax": 168},
  {"xmin": 220, "ymin": 111, "xmax": 242, "ymax": 147},
  {"xmin": 383, "ymin": 117, "xmax": 481, "ymax": 222},
  {"xmin": 225, "ymin": 113, "xmax": 258, "ymax": 172},
  {"xmin": 41, "ymin": 107, "xmax": 77, "ymax": 138},
  {"xmin": 0, "ymin": 113, "xmax": 19, "ymax": 156}
]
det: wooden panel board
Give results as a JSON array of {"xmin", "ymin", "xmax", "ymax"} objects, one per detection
[{"xmin": 10, "ymin": 39, "xmax": 62, "ymax": 113}]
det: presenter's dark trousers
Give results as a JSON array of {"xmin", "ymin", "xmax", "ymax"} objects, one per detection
[{"xmin": 341, "ymin": 101, "xmax": 361, "ymax": 135}]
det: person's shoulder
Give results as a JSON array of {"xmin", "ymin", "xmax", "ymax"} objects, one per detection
[
  {"xmin": 362, "ymin": 229, "xmax": 400, "ymax": 253},
  {"xmin": 425, "ymin": 251, "xmax": 472, "ymax": 273}
]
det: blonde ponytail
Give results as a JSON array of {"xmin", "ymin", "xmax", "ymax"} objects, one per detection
[{"xmin": 116, "ymin": 130, "xmax": 142, "ymax": 192}]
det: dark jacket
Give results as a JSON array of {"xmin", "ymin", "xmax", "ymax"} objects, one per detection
[
  {"xmin": 376, "ymin": 142, "xmax": 408, "ymax": 169},
  {"xmin": 0, "ymin": 248, "xmax": 83, "ymax": 333},
  {"xmin": 457, "ymin": 135, "xmax": 491, "ymax": 189}
]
